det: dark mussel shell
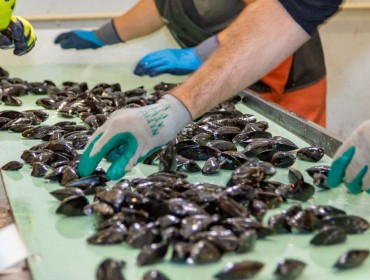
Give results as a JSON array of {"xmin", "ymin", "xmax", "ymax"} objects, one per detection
[
  {"xmin": 310, "ymin": 226, "xmax": 347, "ymax": 246},
  {"xmin": 219, "ymin": 196, "xmax": 249, "ymax": 218},
  {"xmin": 214, "ymin": 260, "xmax": 264, "ymax": 280},
  {"xmin": 274, "ymin": 259, "xmax": 306, "ymax": 280},
  {"xmin": 143, "ymin": 270, "xmax": 170, "ymax": 280},
  {"xmin": 158, "ymin": 145, "xmax": 177, "ymax": 172},
  {"xmin": 188, "ymin": 240, "xmax": 221, "ymax": 264},
  {"xmin": 305, "ymin": 165, "xmax": 331, "ymax": 177},
  {"xmin": 242, "ymin": 139, "xmax": 273, "ymax": 157},
  {"xmin": 192, "ymin": 132, "xmax": 213, "ymax": 145},
  {"xmin": 214, "ymin": 126, "xmax": 241, "ymax": 141},
  {"xmin": 56, "ymin": 195, "xmax": 89, "ymax": 216},
  {"xmin": 96, "ymin": 258, "xmax": 125, "ymax": 280},
  {"xmin": 228, "ymin": 165, "xmax": 267, "ymax": 186},
  {"xmin": 296, "ymin": 146, "xmax": 325, "ymax": 162},
  {"xmin": 319, "ymin": 215, "xmax": 370, "ymax": 234},
  {"xmin": 271, "ymin": 136, "xmax": 299, "ymax": 152},
  {"xmin": 66, "ymin": 175, "xmax": 107, "ymax": 190},
  {"xmin": 87, "ymin": 224, "xmax": 127, "ymax": 245},
  {"xmin": 334, "ymin": 249, "xmax": 369, "ymax": 270},
  {"xmin": 31, "ymin": 162, "xmax": 49, "ymax": 177},
  {"xmin": 271, "ymin": 152, "xmax": 296, "ymax": 168},
  {"xmin": 286, "ymin": 182, "xmax": 315, "ymax": 202},
  {"xmin": 207, "ymin": 140, "xmax": 237, "ymax": 152},
  {"xmin": 1, "ymin": 161, "xmax": 23, "ymax": 171},
  {"xmin": 288, "ymin": 209, "xmax": 319, "ymax": 233},
  {"xmin": 236, "ymin": 230, "xmax": 258, "ymax": 253},
  {"xmin": 202, "ymin": 157, "xmax": 220, "ymax": 175},
  {"xmin": 308, "ymin": 205, "xmax": 346, "ymax": 220},
  {"xmin": 249, "ymin": 199, "xmax": 268, "ymax": 222},
  {"xmin": 137, "ymin": 243, "xmax": 169, "ymax": 266},
  {"xmin": 288, "ymin": 168, "xmax": 304, "ymax": 184},
  {"xmin": 268, "ymin": 214, "xmax": 291, "ymax": 234},
  {"xmin": 177, "ymin": 144, "xmax": 221, "ymax": 161},
  {"xmin": 176, "ymin": 155, "xmax": 201, "ymax": 173},
  {"xmin": 50, "ymin": 187, "xmax": 84, "ymax": 201},
  {"xmin": 217, "ymin": 152, "xmax": 242, "ymax": 170}
]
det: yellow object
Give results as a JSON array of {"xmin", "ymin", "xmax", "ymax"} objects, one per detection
[
  {"xmin": 0, "ymin": 0, "xmax": 16, "ymax": 30},
  {"xmin": 11, "ymin": 16, "xmax": 37, "ymax": 51}
]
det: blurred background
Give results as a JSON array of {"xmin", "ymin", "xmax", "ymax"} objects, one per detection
[{"xmin": 1, "ymin": 0, "xmax": 370, "ymax": 139}]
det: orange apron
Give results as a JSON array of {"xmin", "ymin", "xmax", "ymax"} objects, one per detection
[{"xmin": 253, "ymin": 55, "xmax": 327, "ymax": 127}]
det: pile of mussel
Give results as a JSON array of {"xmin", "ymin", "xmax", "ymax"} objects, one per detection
[{"xmin": 1, "ymin": 66, "xmax": 369, "ymax": 280}]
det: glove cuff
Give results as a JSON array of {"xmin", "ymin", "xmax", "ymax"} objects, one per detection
[
  {"xmin": 194, "ymin": 35, "xmax": 219, "ymax": 62},
  {"xmin": 94, "ymin": 20, "xmax": 123, "ymax": 45}
]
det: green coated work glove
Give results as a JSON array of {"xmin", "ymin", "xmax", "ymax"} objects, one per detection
[
  {"xmin": 78, "ymin": 94, "xmax": 192, "ymax": 180},
  {"xmin": 0, "ymin": 16, "xmax": 36, "ymax": 55},
  {"xmin": 327, "ymin": 120, "xmax": 370, "ymax": 194}
]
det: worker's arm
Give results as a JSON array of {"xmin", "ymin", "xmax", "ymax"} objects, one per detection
[
  {"xmin": 0, "ymin": 0, "xmax": 36, "ymax": 55},
  {"xmin": 55, "ymin": 0, "xmax": 163, "ymax": 50},
  {"xmin": 78, "ymin": 0, "xmax": 342, "ymax": 180}
]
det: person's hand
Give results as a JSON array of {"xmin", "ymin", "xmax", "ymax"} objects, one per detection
[
  {"xmin": 134, "ymin": 48, "xmax": 202, "ymax": 77},
  {"xmin": 54, "ymin": 30, "xmax": 105, "ymax": 50},
  {"xmin": 78, "ymin": 94, "xmax": 191, "ymax": 180},
  {"xmin": 0, "ymin": 16, "xmax": 36, "ymax": 55},
  {"xmin": 55, "ymin": 21, "xmax": 122, "ymax": 50},
  {"xmin": 327, "ymin": 120, "xmax": 370, "ymax": 194}
]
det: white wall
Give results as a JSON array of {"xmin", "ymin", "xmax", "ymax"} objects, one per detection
[{"xmin": 5, "ymin": 1, "xmax": 370, "ymax": 139}]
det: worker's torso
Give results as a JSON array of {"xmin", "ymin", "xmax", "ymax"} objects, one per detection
[{"xmin": 154, "ymin": 0, "xmax": 326, "ymax": 92}]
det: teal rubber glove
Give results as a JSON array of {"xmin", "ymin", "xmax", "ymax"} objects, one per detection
[
  {"xmin": 327, "ymin": 120, "xmax": 370, "ymax": 194},
  {"xmin": 78, "ymin": 94, "xmax": 192, "ymax": 180}
]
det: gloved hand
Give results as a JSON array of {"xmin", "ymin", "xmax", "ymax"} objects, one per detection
[
  {"xmin": 327, "ymin": 120, "xmax": 370, "ymax": 194},
  {"xmin": 0, "ymin": 16, "xmax": 36, "ymax": 55},
  {"xmin": 54, "ymin": 21, "xmax": 122, "ymax": 50},
  {"xmin": 78, "ymin": 94, "xmax": 192, "ymax": 180},
  {"xmin": 134, "ymin": 48, "xmax": 202, "ymax": 77},
  {"xmin": 134, "ymin": 35, "xmax": 220, "ymax": 77}
]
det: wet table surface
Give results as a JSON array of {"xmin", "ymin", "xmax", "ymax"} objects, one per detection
[{"xmin": 0, "ymin": 64, "xmax": 369, "ymax": 280}]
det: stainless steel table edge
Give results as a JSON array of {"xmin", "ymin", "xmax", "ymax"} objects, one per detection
[{"xmin": 240, "ymin": 89, "xmax": 343, "ymax": 157}]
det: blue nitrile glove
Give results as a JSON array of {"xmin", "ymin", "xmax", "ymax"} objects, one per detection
[
  {"xmin": 78, "ymin": 94, "xmax": 192, "ymax": 180},
  {"xmin": 328, "ymin": 120, "xmax": 370, "ymax": 194},
  {"xmin": 54, "ymin": 21, "xmax": 122, "ymax": 50},
  {"xmin": 134, "ymin": 35, "xmax": 219, "ymax": 77}
]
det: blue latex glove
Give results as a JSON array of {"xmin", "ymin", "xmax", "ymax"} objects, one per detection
[
  {"xmin": 134, "ymin": 48, "xmax": 202, "ymax": 77},
  {"xmin": 327, "ymin": 120, "xmax": 370, "ymax": 194},
  {"xmin": 54, "ymin": 30, "xmax": 105, "ymax": 50}
]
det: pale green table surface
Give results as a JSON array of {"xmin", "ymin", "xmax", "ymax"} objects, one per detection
[{"xmin": 0, "ymin": 64, "xmax": 369, "ymax": 280}]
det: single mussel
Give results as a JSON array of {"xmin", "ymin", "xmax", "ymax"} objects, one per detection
[
  {"xmin": 214, "ymin": 261, "xmax": 264, "ymax": 279},
  {"xmin": 310, "ymin": 226, "xmax": 347, "ymax": 246},
  {"xmin": 271, "ymin": 136, "xmax": 299, "ymax": 152},
  {"xmin": 319, "ymin": 215, "xmax": 370, "ymax": 234},
  {"xmin": 207, "ymin": 140, "xmax": 237, "ymax": 152},
  {"xmin": 50, "ymin": 187, "xmax": 84, "ymax": 201},
  {"xmin": 271, "ymin": 152, "xmax": 296, "ymax": 168},
  {"xmin": 56, "ymin": 195, "xmax": 89, "ymax": 216},
  {"xmin": 31, "ymin": 162, "xmax": 49, "ymax": 177},
  {"xmin": 143, "ymin": 270, "xmax": 169, "ymax": 280},
  {"xmin": 87, "ymin": 224, "xmax": 127, "ymax": 245},
  {"xmin": 1, "ymin": 160, "xmax": 23, "ymax": 171},
  {"xmin": 202, "ymin": 157, "xmax": 220, "ymax": 175},
  {"xmin": 137, "ymin": 242, "xmax": 169, "ymax": 266},
  {"xmin": 96, "ymin": 258, "xmax": 125, "ymax": 280},
  {"xmin": 334, "ymin": 249, "xmax": 369, "ymax": 270},
  {"xmin": 177, "ymin": 144, "xmax": 221, "ymax": 161},
  {"xmin": 288, "ymin": 209, "xmax": 319, "ymax": 233},
  {"xmin": 274, "ymin": 259, "xmax": 306, "ymax": 280},
  {"xmin": 188, "ymin": 240, "xmax": 221, "ymax": 264},
  {"xmin": 296, "ymin": 146, "xmax": 325, "ymax": 162}
]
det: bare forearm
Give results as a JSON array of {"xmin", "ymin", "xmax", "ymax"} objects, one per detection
[
  {"xmin": 172, "ymin": 0, "xmax": 310, "ymax": 119},
  {"xmin": 113, "ymin": 0, "xmax": 164, "ymax": 41}
]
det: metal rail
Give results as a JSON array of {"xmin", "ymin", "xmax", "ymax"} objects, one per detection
[
  {"xmin": 23, "ymin": 3, "xmax": 370, "ymax": 22},
  {"xmin": 240, "ymin": 90, "xmax": 343, "ymax": 158}
]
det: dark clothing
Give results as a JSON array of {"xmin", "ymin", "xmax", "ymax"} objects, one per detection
[
  {"xmin": 279, "ymin": 0, "xmax": 342, "ymax": 35},
  {"xmin": 154, "ymin": 0, "xmax": 244, "ymax": 48}
]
